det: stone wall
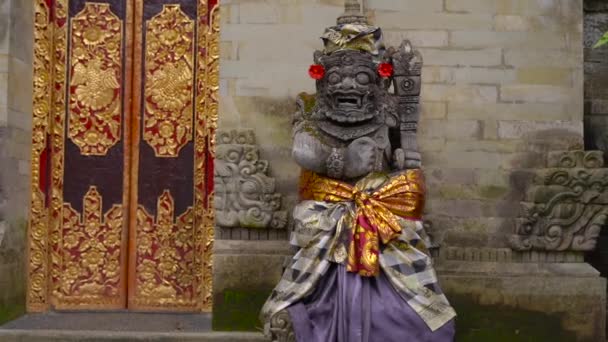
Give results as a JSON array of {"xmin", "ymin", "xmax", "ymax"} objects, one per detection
[
  {"xmin": 218, "ymin": 0, "xmax": 584, "ymax": 248},
  {"xmin": 0, "ymin": 0, "xmax": 33, "ymax": 324}
]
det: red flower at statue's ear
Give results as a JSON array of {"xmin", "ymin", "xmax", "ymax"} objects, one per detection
[
  {"xmin": 378, "ymin": 63, "xmax": 394, "ymax": 78},
  {"xmin": 309, "ymin": 64, "xmax": 325, "ymax": 80}
]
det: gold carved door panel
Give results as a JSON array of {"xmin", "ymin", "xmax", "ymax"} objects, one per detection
[{"xmin": 27, "ymin": 0, "xmax": 218, "ymax": 312}]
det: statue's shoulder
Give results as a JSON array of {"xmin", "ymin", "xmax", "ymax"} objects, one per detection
[{"xmin": 296, "ymin": 92, "xmax": 317, "ymax": 117}]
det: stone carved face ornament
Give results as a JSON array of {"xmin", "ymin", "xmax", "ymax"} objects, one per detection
[{"xmin": 318, "ymin": 51, "xmax": 383, "ymax": 125}]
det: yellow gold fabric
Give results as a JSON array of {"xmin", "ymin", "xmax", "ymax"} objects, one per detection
[{"xmin": 299, "ymin": 170, "xmax": 425, "ymax": 276}]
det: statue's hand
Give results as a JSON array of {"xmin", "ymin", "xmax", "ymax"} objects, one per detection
[
  {"xmin": 344, "ymin": 137, "xmax": 378, "ymax": 179},
  {"xmin": 393, "ymin": 148, "xmax": 421, "ymax": 170}
]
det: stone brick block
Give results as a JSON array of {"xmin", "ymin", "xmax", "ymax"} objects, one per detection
[
  {"xmin": 500, "ymin": 85, "xmax": 579, "ymax": 103},
  {"xmin": 0, "ymin": 72, "xmax": 7, "ymax": 106},
  {"xmin": 300, "ymin": 4, "xmax": 342, "ymax": 27},
  {"xmin": 504, "ymin": 49, "xmax": 582, "ymax": 68},
  {"xmin": 239, "ymin": 3, "xmax": 279, "ymax": 24},
  {"xmin": 383, "ymin": 30, "xmax": 448, "ymax": 48},
  {"xmin": 450, "ymin": 31, "xmax": 566, "ymax": 49},
  {"xmin": 423, "ymin": 151, "xmax": 505, "ymax": 169},
  {"xmin": 375, "ymin": 13, "xmax": 494, "ymax": 30},
  {"xmin": 423, "ymin": 84, "xmax": 498, "ymax": 103},
  {"xmin": 0, "ymin": 104, "xmax": 7, "ymax": 126},
  {"xmin": 0, "ymin": 54, "xmax": 8, "ymax": 73},
  {"xmin": 516, "ymin": 67, "xmax": 572, "ymax": 86},
  {"xmin": 419, "ymin": 48, "xmax": 502, "ymax": 67},
  {"xmin": 367, "ymin": 0, "xmax": 443, "ymax": 12},
  {"xmin": 418, "ymin": 138, "xmax": 445, "ymax": 152},
  {"xmin": 494, "ymin": 15, "xmax": 575, "ymax": 32},
  {"xmin": 422, "ymin": 66, "xmax": 454, "ymax": 84},
  {"xmin": 448, "ymin": 102, "xmax": 580, "ymax": 121},
  {"xmin": 496, "ymin": 0, "xmax": 561, "ymax": 16},
  {"xmin": 445, "ymin": 120, "xmax": 483, "ymax": 140},
  {"xmin": 7, "ymin": 57, "xmax": 32, "ymax": 114},
  {"xmin": 444, "ymin": 140, "xmax": 519, "ymax": 153},
  {"xmin": 497, "ymin": 120, "xmax": 584, "ymax": 140},
  {"xmin": 421, "ymin": 101, "xmax": 447, "ymax": 119},
  {"xmin": 446, "ymin": 0, "xmax": 498, "ymax": 14},
  {"xmin": 452, "ymin": 67, "xmax": 516, "ymax": 85}
]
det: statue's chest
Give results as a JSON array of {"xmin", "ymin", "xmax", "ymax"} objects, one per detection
[{"xmin": 312, "ymin": 121, "xmax": 392, "ymax": 151}]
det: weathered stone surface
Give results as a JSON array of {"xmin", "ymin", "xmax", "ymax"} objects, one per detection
[
  {"xmin": 212, "ymin": 240, "xmax": 292, "ymax": 332},
  {"xmin": 0, "ymin": 0, "xmax": 31, "ymax": 326},
  {"xmin": 436, "ymin": 261, "xmax": 605, "ymax": 342}
]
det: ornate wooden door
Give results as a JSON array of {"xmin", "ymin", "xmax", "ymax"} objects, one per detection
[{"xmin": 27, "ymin": 0, "xmax": 218, "ymax": 312}]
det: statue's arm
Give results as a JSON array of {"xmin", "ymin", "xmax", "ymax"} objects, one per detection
[{"xmin": 292, "ymin": 129, "xmax": 332, "ymax": 175}]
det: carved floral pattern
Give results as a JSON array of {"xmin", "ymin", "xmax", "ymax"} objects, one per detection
[
  {"xmin": 58, "ymin": 187, "xmax": 123, "ymax": 307},
  {"xmin": 134, "ymin": 191, "xmax": 195, "ymax": 308},
  {"xmin": 28, "ymin": 0, "xmax": 53, "ymax": 311},
  {"xmin": 49, "ymin": 0, "xmax": 69, "ymax": 310},
  {"xmin": 144, "ymin": 5, "xmax": 195, "ymax": 157},
  {"xmin": 68, "ymin": 3, "xmax": 123, "ymax": 156},
  {"xmin": 193, "ymin": 0, "xmax": 219, "ymax": 311}
]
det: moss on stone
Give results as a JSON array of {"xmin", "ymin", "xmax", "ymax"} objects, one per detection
[
  {"xmin": 451, "ymin": 295, "xmax": 581, "ymax": 342},
  {"xmin": 297, "ymin": 92, "xmax": 317, "ymax": 114},
  {"xmin": 212, "ymin": 288, "xmax": 270, "ymax": 332},
  {"xmin": 478, "ymin": 185, "xmax": 508, "ymax": 200},
  {"xmin": 0, "ymin": 302, "xmax": 25, "ymax": 326}
]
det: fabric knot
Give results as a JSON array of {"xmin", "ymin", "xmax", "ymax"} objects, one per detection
[{"xmin": 298, "ymin": 170, "xmax": 425, "ymax": 276}]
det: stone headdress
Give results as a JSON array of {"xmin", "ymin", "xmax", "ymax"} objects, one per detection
[{"xmin": 320, "ymin": 0, "xmax": 385, "ymax": 57}]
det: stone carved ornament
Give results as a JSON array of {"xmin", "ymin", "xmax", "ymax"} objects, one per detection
[
  {"xmin": 510, "ymin": 151, "xmax": 608, "ymax": 252},
  {"xmin": 214, "ymin": 130, "xmax": 287, "ymax": 230}
]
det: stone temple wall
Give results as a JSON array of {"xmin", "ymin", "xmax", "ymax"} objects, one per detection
[
  {"xmin": 218, "ymin": 0, "xmax": 585, "ymax": 247},
  {"xmin": 216, "ymin": 0, "xmax": 608, "ymax": 340},
  {"xmin": 0, "ymin": 0, "xmax": 33, "ymax": 324}
]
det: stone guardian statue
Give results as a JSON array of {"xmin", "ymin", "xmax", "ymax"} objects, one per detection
[{"xmin": 260, "ymin": 1, "xmax": 457, "ymax": 341}]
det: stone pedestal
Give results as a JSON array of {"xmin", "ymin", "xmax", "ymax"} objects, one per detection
[
  {"xmin": 212, "ymin": 240, "xmax": 293, "ymax": 332},
  {"xmin": 436, "ymin": 260, "xmax": 606, "ymax": 341}
]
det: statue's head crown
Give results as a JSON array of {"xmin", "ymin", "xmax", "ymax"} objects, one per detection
[{"xmin": 320, "ymin": 0, "xmax": 385, "ymax": 57}]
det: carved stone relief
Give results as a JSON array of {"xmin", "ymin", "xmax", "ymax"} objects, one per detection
[
  {"xmin": 510, "ymin": 150, "xmax": 608, "ymax": 252},
  {"xmin": 269, "ymin": 310, "xmax": 296, "ymax": 342},
  {"xmin": 214, "ymin": 130, "xmax": 287, "ymax": 230}
]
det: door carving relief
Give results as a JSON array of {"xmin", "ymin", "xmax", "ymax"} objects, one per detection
[{"xmin": 27, "ymin": 0, "xmax": 219, "ymax": 312}]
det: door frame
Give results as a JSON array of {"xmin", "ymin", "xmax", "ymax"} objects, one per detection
[{"xmin": 26, "ymin": 0, "xmax": 219, "ymax": 313}]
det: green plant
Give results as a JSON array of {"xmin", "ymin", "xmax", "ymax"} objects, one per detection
[{"xmin": 594, "ymin": 31, "xmax": 608, "ymax": 48}]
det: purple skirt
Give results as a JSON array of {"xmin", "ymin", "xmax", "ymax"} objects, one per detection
[{"xmin": 287, "ymin": 264, "xmax": 455, "ymax": 342}]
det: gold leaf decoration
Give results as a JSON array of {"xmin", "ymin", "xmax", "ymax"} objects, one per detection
[
  {"xmin": 134, "ymin": 191, "xmax": 195, "ymax": 308},
  {"xmin": 144, "ymin": 5, "xmax": 195, "ymax": 158},
  {"xmin": 28, "ymin": 0, "xmax": 53, "ymax": 312},
  {"xmin": 57, "ymin": 186, "xmax": 124, "ymax": 308},
  {"xmin": 49, "ymin": 0, "xmax": 69, "ymax": 310},
  {"xmin": 193, "ymin": 0, "xmax": 220, "ymax": 311},
  {"xmin": 68, "ymin": 3, "xmax": 123, "ymax": 156}
]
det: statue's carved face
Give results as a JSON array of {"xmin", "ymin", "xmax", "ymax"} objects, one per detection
[{"xmin": 318, "ymin": 51, "xmax": 383, "ymax": 125}]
